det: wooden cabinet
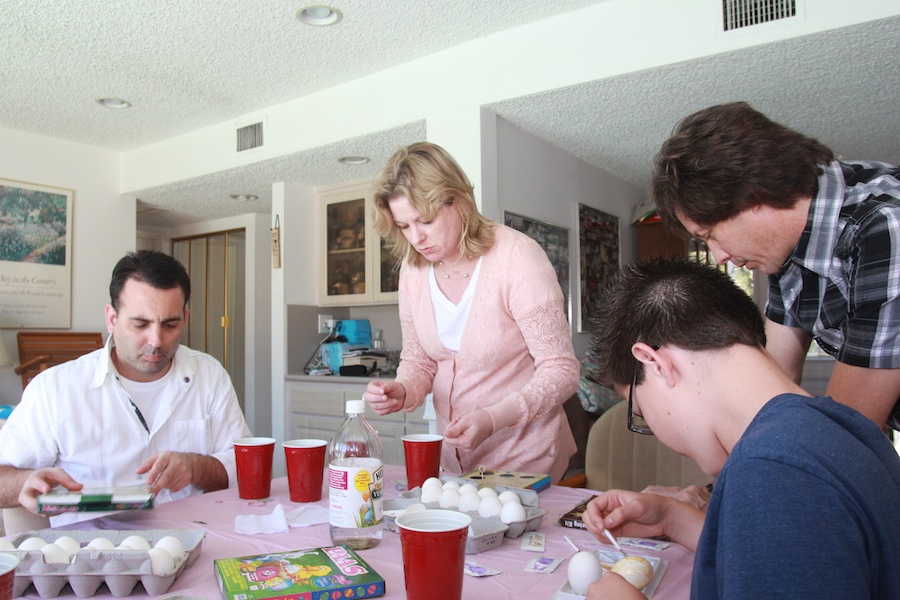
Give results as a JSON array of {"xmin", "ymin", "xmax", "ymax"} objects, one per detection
[
  {"xmin": 317, "ymin": 179, "xmax": 399, "ymax": 306},
  {"xmin": 286, "ymin": 379, "xmax": 428, "ymax": 466},
  {"xmin": 635, "ymin": 220, "xmax": 689, "ymax": 260}
]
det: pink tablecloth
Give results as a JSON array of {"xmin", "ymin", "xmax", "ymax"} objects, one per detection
[{"xmin": 17, "ymin": 465, "xmax": 693, "ymax": 599}]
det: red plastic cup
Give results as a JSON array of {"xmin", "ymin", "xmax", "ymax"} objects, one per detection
[
  {"xmin": 283, "ymin": 439, "xmax": 327, "ymax": 502},
  {"xmin": 396, "ymin": 509, "xmax": 471, "ymax": 600},
  {"xmin": 402, "ymin": 433, "xmax": 443, "ymax": 490},
  {"xmin": 233, "ymin": 437, "xmax": 275, "ymax": 499},
  {"xmin": 0, "ymin": 552, "xmax": 19, "ymax": 600}
]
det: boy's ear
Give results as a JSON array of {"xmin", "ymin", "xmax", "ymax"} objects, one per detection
[{"xmin": 631, "ymin": 343, "xmax": 677, "ymax": 387}]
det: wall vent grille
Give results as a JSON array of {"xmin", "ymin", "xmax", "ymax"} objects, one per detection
[
  {"xmin": 723, "ymin": 0, "xmax": 796, "ymax": 31},
  {"xmin": 236, "ymin": 122, "xmax": 264, "ymax": 152}
]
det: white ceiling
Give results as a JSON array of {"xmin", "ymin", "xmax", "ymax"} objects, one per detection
[{"xmin": 2, "ymin": 2, "xmax": 898, "ymax": 228}]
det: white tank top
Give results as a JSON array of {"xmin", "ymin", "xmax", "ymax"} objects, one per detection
[{"xmin": 428, "ymin": 257, "xmax": 483, "ymax": 352}]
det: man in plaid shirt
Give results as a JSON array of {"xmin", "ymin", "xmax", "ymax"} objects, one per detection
[{"xmin": 651, "ymin": 101, "xmax": 900, "ymax": 430}]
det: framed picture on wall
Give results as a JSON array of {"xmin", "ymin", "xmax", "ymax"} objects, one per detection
[
  {"xmin": 577, "ymin": 204, "xmax": 620, "ymax": 332},
  {"xmin": 0, "ymin": 178, "xmax": 74, "ymax": 328},
  {"xmin": 503, "ymin": 211, "xmax": 570, "ymax": 322}
]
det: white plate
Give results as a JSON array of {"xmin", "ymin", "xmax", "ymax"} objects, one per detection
[{"xmin": 555, "ymin": 550, "xmax": 668, "ymax": 599}]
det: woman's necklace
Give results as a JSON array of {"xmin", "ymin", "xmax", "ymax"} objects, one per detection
[{"xmin": 438, "ymin": 259, "xmax": 471, "ymax": 279}]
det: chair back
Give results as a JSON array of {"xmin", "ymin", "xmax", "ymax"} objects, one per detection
[
  {"xmin": 1, "ymin": 507, "xmax": 50, "ymax": 537},
  {"xmin": 14, "ymin": 331, "xmax": 104, "ymax": 388},
  {"xmin": 584, "ymin": 400, "xmax": 715, "ymax": 492}
]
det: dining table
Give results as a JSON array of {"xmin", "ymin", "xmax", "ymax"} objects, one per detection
[{"xmin": 11, "ymin": 465, "xmax": 694, "ymax": 599}]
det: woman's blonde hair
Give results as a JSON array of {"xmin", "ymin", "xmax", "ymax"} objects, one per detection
[{"xmin": 373, "ymin": 142, "xmax": 496, "ymax": 268}]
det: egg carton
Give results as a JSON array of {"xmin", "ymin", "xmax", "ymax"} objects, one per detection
[
  {"xmin": 439, "ymin": 475, "xmax": 541, "ymax": 508},
  {"xmin": 383, "ymin": 491, "xmax": 546, "ymax": 552},
  {"xmin": 7, "ymin": 528, "xmax": 206, "ymax": 598}
]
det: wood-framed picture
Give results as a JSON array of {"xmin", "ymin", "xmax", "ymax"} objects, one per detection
[
  {"xmin": 0, "ymin": 178, "xmax": 74, "ymax": 328},
  {"xmin": 503, "ymin": 211, "xmax": 570, "ymax": 323},
  {"xmin": 577, "ymin": 204, "xmax": 620, "ymax": 332}
]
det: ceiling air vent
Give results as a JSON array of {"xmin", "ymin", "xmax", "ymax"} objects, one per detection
[
  {"xmin": 723, "ymin": 0, "xmax": 796, "ymax": 31},
  {"xmin": 236, "ymin": 121, "xmax": 264, "ymax": 152}
]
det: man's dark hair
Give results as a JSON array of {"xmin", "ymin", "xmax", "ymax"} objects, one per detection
[
  {"xmin": 109, "ymin": 250, "xmax": 191, "ymax": 311},
  {"xmin": 652, "ymin": 101, "xmax": 834, "ymax": 236},
  {"xmin": 589, "ymin": 257, "xmax": 766, "ymax": 388}
]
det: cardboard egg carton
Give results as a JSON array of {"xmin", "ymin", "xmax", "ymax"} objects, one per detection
[
  {"xmin": 7, "ymin": 528, "xmax": 205, "ymax": 598},
  {"xmin": 383, "ymin": 485, "xmax": 547, "ymax": 554}
]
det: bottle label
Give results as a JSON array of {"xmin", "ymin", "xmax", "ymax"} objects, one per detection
[{"xmin": 328, "ymin": 460, "xmax": 383, "ymax": 528}]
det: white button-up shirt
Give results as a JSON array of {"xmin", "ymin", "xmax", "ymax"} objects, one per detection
[{"xmin": 0, "ymin": 337, "xmax": 251, "ymax": 525}]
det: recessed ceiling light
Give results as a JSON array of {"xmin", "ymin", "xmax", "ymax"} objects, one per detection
[
  {"xmin": 338, "ymin": 155, "xmax": 370, "ymax": 165},
  {"xmin": 96, "ymin": 98, "xmax": 132, "ymax": 109},
  {"xmin": 230, "ymin": 194, "xmax": 259, "ymax": 202},
  {"xmin": 296, "ymin": 4, "xmax": 342, "ymax": 26}
]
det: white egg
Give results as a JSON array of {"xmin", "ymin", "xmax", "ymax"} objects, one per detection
[
  {"xmin": 420, "ymin": 484, "xmax": 443, "ymax": 504},
  {"xmin": 438, "ymin": 488, "xmax": 461, "ymax": 508},
  {"xmin": 457, "ymin": 491, "xmax": 482, "ymax": 512},
  {"xmin": 441, "ymin": 480, "xmax": 460, "ymax": 491},
  {"xmin": 403, "ymin": 503, "xmax": 427, "ymax": 514},
  {"xmin": 121, "ymin": 535, "xmax": 151, "ymax": 550},
  {"xmin": 154, "ymin": 536, "xmax": 186, "ymax": 562},
  {"xmin": 18, "ymin": 537, "xmax": 47, "ymax": 551},
  {"xmin": 422, "ymin": 477, "xmax": 443, "ymax": 490},
  {"xmin": 567, "ymin": 551, "xmax": 604, "ymax": 596},
  {"xmin": 147, "ymin": 547, "xmax": 176, "ymax": 575},
  {"xmin": 40, "ymin": 543, "xmax": 70, "ymax": 564},
  {"xmin": 498, "ymin": 490, "xmax": 521, "ymax": 505},
  {"xmin": 477, "ymin": 487, "xmax": 498, "ymax": 499},
  {"xmin": 53, "ymin": 536, "xmax": 81, "ymax": 557},
  {"xmin": 0, "ymin": 540, "xmax": 16, "ymax": 551},
  {"xmin": 86, "ymin": 537, "xmax": 115, "ymax": 550},
  {"xmin": 611, "ymin": 555, "xmax": 654, "ymax": 589},
  {"xmin": 477, "ymin": 496, "xmax": 503, "ymax": 518},
  {"xmin": 458, "ymin": 483, "xmax": 478, "ymax": 495},
  {"xmin": 115, "ymin": 544, "xmax": 135, "ymax": 550},
  {"xmin": 499, "ymin": 501, "xmax": 527, "ymax": 523}
]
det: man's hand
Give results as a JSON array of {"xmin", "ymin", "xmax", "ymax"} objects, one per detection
[
  {"xmin": 137, "ymin": 451, "xmax": 194, "ymax": 496},
  {"xmin": 586, "ymin": 572, "xmax": 644, "ymax": 599},
  {"xmin": 443, "ymin": 409, "xmax": 493, "ymax": 451},
  {"xmin": 17, "ymin": 467, "xmax": 83, "ymax": 512}
]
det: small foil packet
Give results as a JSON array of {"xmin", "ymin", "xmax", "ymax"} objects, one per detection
[
  {"xmin": 464, "ymin": 561, "xmax": 500, "ymax": 577},
  {"xmin": 520, "ymin": 531, "xmax": 545, "ymax": 552},
  {"xmin": 619, "ymin": 537, "xmax": 670, "ymax": 551},
  {"xmin": 524, "ymin": 556, "xmax": 564, "ymax": 574}
]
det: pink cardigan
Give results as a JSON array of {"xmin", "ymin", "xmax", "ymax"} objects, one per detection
[{"xmin": 395, "ymin": 225, "xmax": 579, "ymax": 482}]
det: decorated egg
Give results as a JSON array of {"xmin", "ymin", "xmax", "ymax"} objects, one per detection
[
  {"xmin": 611, "ymin": 555, "xmax": 654, "ymax": 589},
  {"xmin": 567, "ymin": 551, "xmax": 604, "ymax": 595},
  {"xmin": 499, "ymin": 501, "xmax": 527, "ymax": 523}
]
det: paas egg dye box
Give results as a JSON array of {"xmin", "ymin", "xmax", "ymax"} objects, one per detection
[
  {"xmin": 214, "ymin": 545, "xmax": 385, "ymax": 600},
  {"xmin": 458, "ymin": 468, "xmax": 551, "ymax": 493},
  {"xmin": 37, "ymin": 485, "xmax": 153, "ymax": 514}
]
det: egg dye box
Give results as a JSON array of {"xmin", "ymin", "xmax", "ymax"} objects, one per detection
[
  {"xmin": 214, "ymin": 545, "xmax": 385, "ymax": 600},
  {"xmin": 8, "ymin": 528, "xmax": 205, "ymax": 598}
]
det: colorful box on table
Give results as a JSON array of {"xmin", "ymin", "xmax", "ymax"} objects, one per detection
[
  {"xmin": 214, "ymin": 546, "xmax": 385, "ymax": 600},
  {"xmin": 458, "ymin": 469, "xmax": 551, "ymax": 493}
]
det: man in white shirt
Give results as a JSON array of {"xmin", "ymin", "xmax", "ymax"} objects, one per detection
[{"xmin": 0, "ymin": 250, "xmax": 251, "ymax": 524}]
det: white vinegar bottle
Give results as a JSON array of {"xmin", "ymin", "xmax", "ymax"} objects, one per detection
[{"xmin": 328, "ymin": 399, "xmax": 384, "ymax": 549}]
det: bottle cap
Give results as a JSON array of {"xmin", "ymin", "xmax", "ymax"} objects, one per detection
[{"xmin": 346, "ymin": 399, "xmax": 366, "ymax": 414}]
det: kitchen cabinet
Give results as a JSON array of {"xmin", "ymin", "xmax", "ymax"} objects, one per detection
[
  {"xmin": 286, "ymin": 379, "xmax": 429, "ymax": 466},
  {"xmin": 317, "ymin": 179, "xmax": 399, "ymax": 306},
  {"xmin": 635, "ymin": 220, "xmax": 689, "ymax": 260}
]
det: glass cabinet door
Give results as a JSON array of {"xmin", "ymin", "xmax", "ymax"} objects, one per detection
[{"xmin": 324, "ymin": 197, "xmax": 367, "ymax": 302}]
